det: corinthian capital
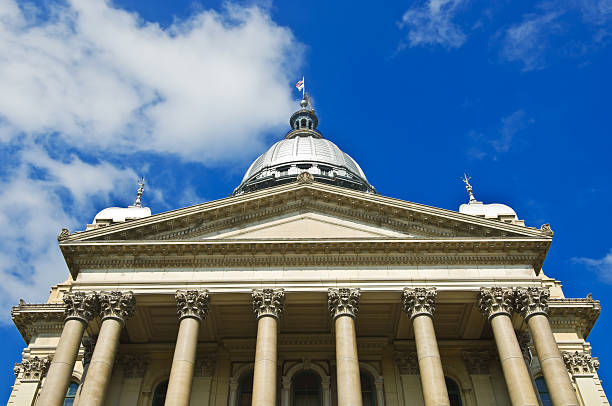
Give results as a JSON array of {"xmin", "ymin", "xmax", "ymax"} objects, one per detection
[
  {"xmin": 478, "ymin": 287, "xmax": 514, "ymax": 320},
  {"xmin": 516, "ymin": 287, "xmax": 550, "ymax": 320},
  {"xmin": 402, "ymin": 287, "xmax": 436, "ymax": 319},
  {"xmin": 15, "ymin": 356, "xmax": 51, "ymax": 381},
  {"xmin": 99, "ymin": 291, "xmax": 136, "ymax": 323},
  {"xmin": 64, "ymin": 292, "xmax": 98, "ymax": 323},
  {"xmin": 563, "ymin": 351, "xmax": 599, "ymax": 376},
  {"xmin": 176, "ymin": 290, "xmax": 210, "ymax": 321},
  {"xmin": 328, "ymin": 288, "xmax": 360, "ymax": 319},
  {"xmin": 252, "ymin": 288, "xmax": 284, "ymax": 320}
]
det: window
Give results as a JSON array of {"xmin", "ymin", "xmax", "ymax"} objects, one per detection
[
  {"xmin": 292, "ymin": 371, "xmax": 321, "ymax": 406},
  {"xmin": 301, "ymin": 119, "xmax": 307, "ymax": 128},
  {"xmin": 536, "ymin": 377, "xmax": 553, "ymax": 406},
  {"xmin": 361, "ymin": 372, "xmax": 376, "ymax": 406},
  {"xmin": 445, "ymin": 378, "xmax": 462, "ymax": 406},
  {"xmin": 238, "ymin": 371, "xmax": 253, "ymax": 406},
  {"xmin": 152, "ymin": 379, "xmax": 168, "ymax": 406},
  {"xmin": 63, "ymin": 382, "xmax": 78, "ymax": 406}
]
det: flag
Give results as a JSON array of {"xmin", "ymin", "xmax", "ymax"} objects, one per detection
[{"xmin": 296, "ymin": 77, "xmax": 304, "ymax": 91}]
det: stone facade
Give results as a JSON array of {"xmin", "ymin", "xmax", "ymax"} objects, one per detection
[{"xmin": 6, "ymin": 179, "xmax": 609, "ymax": 406}]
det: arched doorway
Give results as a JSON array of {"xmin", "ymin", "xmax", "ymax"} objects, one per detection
[
  {"xmin": 445, "ymin": 377, "xmax": 462, "ymax": 406},
  {"xmin": 151, "ymin": 379, "xmax": 168, "ymax": 406},
  {"xmin": 361, "ymin": 371, "xmax": 376, "ymax": 406},
  {"xmin": 292, "ymin": 371, "xmax": 321, "ymax": 406}
]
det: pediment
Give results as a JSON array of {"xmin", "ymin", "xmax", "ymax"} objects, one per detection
[
  {"xmin": 62, "ymin": 181, "xmax": 552, "ymax": 243},
  {"xmin": 202, "ymin": 212, "xmax": 414, "ymax": 240}
]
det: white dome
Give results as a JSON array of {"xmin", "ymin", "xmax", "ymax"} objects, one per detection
[
  {"xmin": 93, "ymin": 206, "xmax": 151, "ymax": 224},
  {"xmin": 242, "ymin": 135, "xmax": 368, "ymax": 183},
  {"xmin": 459, "ymin": 202, "xmax": 517, "ymax": 220}
]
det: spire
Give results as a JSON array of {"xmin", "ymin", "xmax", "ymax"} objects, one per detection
[
  {"xmin": 461, "ymin": 174, "xmax": 477, "ymax": 203},
  {"xmin": 133, "ymin": 177, "xmax": 145, "ymax": 208}
]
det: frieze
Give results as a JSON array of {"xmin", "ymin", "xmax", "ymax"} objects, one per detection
[
  {"xmin": 328, "ymin": 288, "xmax": 360, "ymax": 319},
  {"xmin": 563, "ymin": 351, "xmax": 599, "ymax": 376},
  {"xmin": 253, "ymin": 288, "xmax": 284, "ymax": 320}
]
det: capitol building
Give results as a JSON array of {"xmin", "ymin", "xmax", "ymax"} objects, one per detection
[{"xmin": 7, "ymin": 96, "xmax": 609, "ymax": 406}]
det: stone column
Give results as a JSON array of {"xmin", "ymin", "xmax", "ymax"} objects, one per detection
[
  {"xmin": 165, "ymin": 289, "xmax": 210, "ymax": 406},
  {"xmin": 78, "ymin": 291, "xmax": 136, "ymax": 406},
  {"xmin": 73, "ymin": 336, "xmax": 96, "ymax": 406},
  {"xmin": 329, "ymin": 288, "xmax": 362, "ymax": 406},
  {"xmin": 252, "ymin": 288, "xmax": 285, "ymax": 406},
  {"xmin": 563, "ymin": 351, "xmax": 603, "ymax": 406},
  {"xmin": 14, "ymin": 356, "xmax": 51, "ymax": 406},
  {"xmin": 36, "ymin": 292, "xmax": 98, "ymax": 406},
  {"xmin": 478, "ymin": 287, "xmax": 538, "ymax": 406},
  {"xmin": 402, "ymin": 288, "xmax": 449, "ymax": 406},
  {"xmin": 517, "ymin": 287, "xmax": 579, "ymax": 406}
]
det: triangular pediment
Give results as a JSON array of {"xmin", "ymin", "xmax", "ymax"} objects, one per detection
[{"xmin": 62, "ymin": 181, "xmax": 552, "ymax": 243}]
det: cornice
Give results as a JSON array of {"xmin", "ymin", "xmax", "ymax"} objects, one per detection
[
  {"xmin": 60, "ymin": 238, "xmax": 550, "ymax": 278},
  {"xmin": 11, "ymin": 303, "xmax": 65, "ymax": 342},
  {"xmin": 62, "ymin": 182, "xmax": 551, "ymax": 243},
  {"xmin": 548, "ymin": 298, "xmax": 601, "ymax": 338}
]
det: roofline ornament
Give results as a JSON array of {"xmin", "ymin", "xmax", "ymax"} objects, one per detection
[
  {"xmin": 461, "ymin": 174, "xmax": 477, "ymax": 203},
  {"xmin": 133, "ymin": 177, "xmax": 145, "ymax": 208}
]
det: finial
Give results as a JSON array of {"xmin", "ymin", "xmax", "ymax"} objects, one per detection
[
  {"xmin": 134, "ymin": 177, "xmax": 145, "ymax": 207},
  {"xmin": 461, "ymin": 173, "xmax": 477, "ymax": 203},
  {"xmin": 300, "ymin": 97, "xmax": 308, "ymax": 109}
]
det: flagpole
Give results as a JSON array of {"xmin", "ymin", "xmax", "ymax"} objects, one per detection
[{"xmin": 302, "ymin": 76, "xmax": 305, "ymax": 98}]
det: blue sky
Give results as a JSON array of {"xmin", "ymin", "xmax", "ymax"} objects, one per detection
[{"xmin": 0, "ymin": 0, "xmax": 611, "ymax": 401}]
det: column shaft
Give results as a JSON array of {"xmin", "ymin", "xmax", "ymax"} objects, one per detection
[
  {"xmin": 412, "ymin": 315, "xmax": 449, "ymax": 406},
  {"xmin": 252, "ymin": 316, "xmax": 278, "ymax": 406},
  {"xmin": 528, "ymin": 314, "xmax": 579, "ymax": 406},
  {"xmin": 165, "ymin": 316, "xmax": 201, "ymax": 406},
  {"xmin": 335, "ymin": 315, "xmax": 362, "ymax": 406},
  {"xmin": 36, "ymin": 319, "xmax": 86, "ymax": 406},
  {"xmin": 77, "ymin": 318, "xmax": 123, "ymax": 406},
  {"xmin": 490, "ymin": 315, "xmax": 538, "ymax": 406}
]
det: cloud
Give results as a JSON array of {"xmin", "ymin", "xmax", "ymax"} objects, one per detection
[
  {"xmin": 468, "ymin": 109, "xmax": 533, "ymax": 159},
  {"xmin": 0, "ymin": 0, "xmax": 303, "ymax": 163},
  {"xmin": 0, "ymin": 148, "xmax": 136, "ymax": 319},
  {"xmin": 573, "ymin": 249, "xmax": 612, "ymax": 283},
  {"xmin": 399, "ymin": 0, "xmax": 468, "ymax": 49}
]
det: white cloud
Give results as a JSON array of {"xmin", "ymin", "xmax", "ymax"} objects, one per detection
[
  {"xmin": 573, "ymin": 250, "xmax": 612, "ymax": 283},
  {"xmin": 0, "ymin": 0, "xmax": 303, "ymax": 163},
  {"xmin": 399, "ymin": 0, "xmax": 468, "ymax": 49},
  {"xmin": 467, "ymin": 109, "xmax": 532, "ymax": 159},
  {"xmin": 0, "ymin": 149, "xmax": 136, "ymax": 320}
]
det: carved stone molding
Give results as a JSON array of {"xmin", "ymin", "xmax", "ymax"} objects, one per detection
[
  {"xmin": 563, "ymin": 351, "xmax": 600, "ymax": 376},
  {"xmin": 118, "ymin": 354, "xmax": 148, "ymax": 378},
  {"xmin": 82, "ymin": 336, "xmax": 96, "ymax": 366},
  {"xmin": 462, "ymin": 351, "xmax": 490, "ymax": 375},
  {"xmin": 328, "ymin": 288, "xmax": 360, "ymax": 319},
  {"xmin": 99, "ymin": 291, "xmax": 136, "ymax": 323},
  {"xmin": 195, "ymin": 357, "xmax": 216, "ymax": 377},
  {"xmin": 176, "ymin": 290, "xmax": 210, "ymax": 321},
  {"xmin": 15, "ymin": 356, "xmax": 51, "ymax": 381},
  {"xmin": 252, "ymin": 288, "xmax": 285, "ymax": 320},
  {"xmin": 64, "ymin": 292, "xmax": 99, "ymax": 323},
  {"xmin": 402, "ymin": 287, "xmax": 436, "ymax": 319},
  {"xmin": 477, "ymin": 287, "xmax": 514, "ymax": 320},
  {"xmin": 296, "ymin": 172, "xmax": 315, "ymax": 183},
  {"xmin": 395, "ymin": 351, "xmax": 419, "ymax": 375},
  {"xmin": 516, "ymin": 331, "xmax": 532, "ymax": 363},
  {"xmin": 516, "ymin": 287, "xmax": 550, "ymax": 320}
]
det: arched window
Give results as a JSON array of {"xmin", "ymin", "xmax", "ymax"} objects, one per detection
[
  {"xmin": 445, "ymin": 377, "xmax": 462, "ymax": 406},
  {"xmin": 152, "ymin": 379, "xmax": 168, "ymax": 406},
  {"xmin": 292, "ymin": 371, "xmax": 321, "ymax": 406},
  {"xmin": 238, "ymin": 371, "xmax": 254, "ymax": 406},
  {"xmin": 301, "ymin": 119, "xmax": 307, "ymax": 128},
  {"xmin": 361, "ymin": 372, "xmax": 376, "ymax": 406},
  {"xmin": 535, "ymin": 376, "xmax": 553, "ymax": 406},
  {"xmin": 63, "ymin": 381, "xmax": 78, "ymax": 406}
]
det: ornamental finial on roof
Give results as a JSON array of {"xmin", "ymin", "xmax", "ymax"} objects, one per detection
[
  {"xmin": 462, "ymin": 173, "xmax": 477, "ymax": 203},
  {"xmin": 134, "ymin": 177, "xmax": 145, "ymax": 207}
]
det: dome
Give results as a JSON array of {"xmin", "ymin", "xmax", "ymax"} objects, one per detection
[{"xmin": 234, "ymin": 96, "xmax": 375, "ymax": 195}]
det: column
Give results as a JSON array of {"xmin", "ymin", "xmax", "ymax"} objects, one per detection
[
  {"xmin": 402, "ymin": 288, "xmax": 449, "ymax": 406},
  {"xmin": 13, "ymin": 356, "xmax": 50, "ymax": 406},
  {"xmin": 328, "ymin": 288, "xmax": 362, "ymax": 406},
  {"xmin": 478, "ymin": 287, "xmax": 538, "ymax": 406},
  {"xmin": 517, "ymin": 287, "xmax": 579, "ymax": 406},
  {"xmin": 563, "ymin": 351, "xmax": 604, "ymax": 406},
  {"xmin": 36, "ymin": 292, "xmax": 97, "ymax": 406},
  {"xmin": 165, "ymin": 289, "xmax": 210, "ymax": 406},
  {"xmin": 73, "ymin": 336, "xmax": 96, "ymax": 406},
  {"xmin": 78, "ymin": 291, "xmax": 136, "ymax": 406},
  {"xmin": 252, "ymin": 288, "xmax": 285, "ymax": 406}
]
